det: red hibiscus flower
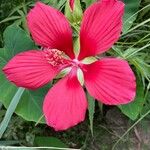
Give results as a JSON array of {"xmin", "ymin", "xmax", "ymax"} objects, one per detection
[{"xmin": 3, "ymin": 0, "xmax": 136, "ymax": 131}]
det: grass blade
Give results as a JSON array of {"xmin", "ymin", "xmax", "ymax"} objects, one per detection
[
  {"xmin": 87, "ymin": 93, "xmax": 95, "ymax": 136},
  {"xmin": 0, "ymin": 16, "xmax": 21, "ymax": 24},
  {"xmin": 0, "ymin": 87, "xmax": 25, "ymax": 138}
]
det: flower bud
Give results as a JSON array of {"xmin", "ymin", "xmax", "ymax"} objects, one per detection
[{"xmin": 65, "ymin": 0, "xmax": 83, "ymax": 24}]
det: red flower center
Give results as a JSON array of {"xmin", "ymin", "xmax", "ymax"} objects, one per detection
[
  {"xmin": 44, "ymin": 49, "xmax": 70, "ymax": 68},
  {"xmin": 72, "ymin": 59, "xmax": 82, "ymax": 68},
  {"xmin": 44, "ymin": 49, "xmax": 83, "ymax": 70}
]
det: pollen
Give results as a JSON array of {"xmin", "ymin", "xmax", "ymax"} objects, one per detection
[{"xmin": 44, "ymin": 49, "xmax": 69, "ymax": 67}]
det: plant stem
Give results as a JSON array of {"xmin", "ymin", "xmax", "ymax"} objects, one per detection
[{"xmin": 35, "ymin": 115, "xmax": 44, "ymax": 126}]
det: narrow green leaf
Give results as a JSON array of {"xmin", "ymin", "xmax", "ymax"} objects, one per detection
[
  {"xmin": 98, "ymin": 102, "xmax": 103, "ymax": 117},
  {"xmin": 0, "ymin": 16, "xmax": 21, "ymax": 24},
  {"xmin": 124, "ymin": 18, "xmax": 150, "ymax": 36},
  {"xmin": 8, "ymin": 2, "xmax": 31, "ymax": 17},
  {"xmin": 56, "ymin": 0, "xmax": 66, "ymax": 10},
  {"xmin": 16, "ymin": 10, "xmax": 30, "ymax": 35},
  {"xmin": 123, "ymin": 48, "xmax": 138, "ymax": 58},
  {"xmin": 34, "ymin": 136, "xmax": 68, "ymax": 148},
  {"xmin": 87, "ymin": 93, "xmax": 95, "ymax": 136},
  {"xmin": 0, "ymin": 88, "xmax": 25, "ymax": 138},
  {"xmin": 141, "ymin": 86, "xmax": 150, "ymax": 116},
  {"xmin": 112, "ymin": 46, "xmax": 124, "ymax": 57},
  {"xmin": 125, "ymin": 43, "xmax": 150, "ymax": 59}
]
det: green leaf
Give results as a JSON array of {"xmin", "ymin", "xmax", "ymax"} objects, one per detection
[
  {"xmin": 56, "ymin": 0, "xmax": 67, "ymax": 10},
  {"xmin": 82, "ymin": 0, "xmax": 96, "ymax": 7},
  {"xmin": 141, "ymin": 89, "xmax": 150, "ymax": 117},
  {"xmin": 0, "ymin": 25, "xmax": 46, "ymax": 123},
  {"xmin": 8, "ymin": 2, "xmax": 31, "ymax": 17},
  {"xmin": 87, "ymin": 93, "xmax": 95, "ymax": 136},
  {"xmin": 3, "ymin": 25, "xmax": 37, "ymax": 60},
  {"xmin": 34, "ymin": 136, "xmax": 68, "ymax": 148},
  {"xmin": 41, "ymin": 0, "xmax": 66, "ymax": 10},
  {"xmin": 123, "ymin": 43, "xmax": 150, "ymax": 59},
  {"xmin": 123, "ymin": 48, "xmax": 139, "ymax": 59},
  {"xmin": 123, "ymin": 0, "xmax": 141, "ymax": 33},
  {"xmin": 118, "ymin": 78, "xmax": 145, "ymax": 120},
  {"xmin": 0, "ymin": 88, "xmax": 24, "ymax": 138}
]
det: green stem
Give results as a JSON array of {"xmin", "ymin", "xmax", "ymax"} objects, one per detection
[
  {"xmin": 35, "ymin": 115, "xmax": 44, "ymax": 126},
  {"xmin": 98, "ymin": 102, "xmax": 103, "ymax": 117},
  {"xmin": 0, "ymin": 88, "xmax": 25, "ymax": 138}
]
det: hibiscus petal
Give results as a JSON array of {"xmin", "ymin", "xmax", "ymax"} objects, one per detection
[
  {"xmin": 27, "ymin": 2, "xmax": 75, "ymax": 58},
  {"xmin": 83, "ymin": 58, "xmax": 136, "ymax": 105},
  {"xmin": 43, "ymin": 69, "xmax": 87, "ymax": 131},
  {"xmin": 78, "ymin": 0, "xmax": 124, "ymax": 60},
  {"xmin": 3, "ymin": 50, "xmax": 59, "ymax": 89}
]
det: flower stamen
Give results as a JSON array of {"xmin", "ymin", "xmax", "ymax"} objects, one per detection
[{"xmin": 44, "ymin": 49, "xmax": 70, "ymax": 68}]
